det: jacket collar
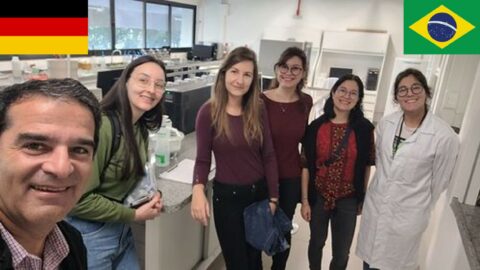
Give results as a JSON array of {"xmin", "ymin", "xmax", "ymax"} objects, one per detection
[
  {"xmin": 0, "ymin": 235, "xmax": 13, "ymax": 269},
  {"xmin": 385, "ymin": 110, "xmax": 435, "ymax": 136}
]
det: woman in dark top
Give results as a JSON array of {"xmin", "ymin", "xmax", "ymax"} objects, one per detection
[
  {"xmin": 261, "ymin": 47, "xmax": 313, "ymax": 270},
  {"xmin": 191, "ymin": 47, "xmax": 279, "ymax": 270},
  {"xmin": 301, "ymin": 74, "xmax": 375, "ymax": 270}
]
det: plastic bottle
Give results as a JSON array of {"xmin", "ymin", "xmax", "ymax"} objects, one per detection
[
  {"xmin": 100, "ymin": 52, "xmax": 106, "ymax": 69},
  {"xmin": 155, "ymin": 127, "xmax": 170, "ymax": 168},
  {"xmin": 11, "ymin": 56, "xmax": 22, "ymax": 80},
  {"xmin": 163, "ymin": 115, "xmax": 173, "ymax": 129}
]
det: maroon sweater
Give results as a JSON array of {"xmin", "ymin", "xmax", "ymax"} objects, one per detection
[
  {"xmin": 193, "ymin": 102, "xmax": 279, "ymax": 198},
  {"xmin": 261, "ymin": 93, "xmax": 313, "ymax": 180}
]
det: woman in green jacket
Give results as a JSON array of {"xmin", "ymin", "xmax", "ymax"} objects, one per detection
[{"xmin": 67, "ymin": 55, "xmax": 165, "ymax": 269}]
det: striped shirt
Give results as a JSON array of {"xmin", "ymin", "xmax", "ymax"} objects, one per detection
[{"xmin": 0, "ymin": 222, "xmax": 69, "ymax": 270}]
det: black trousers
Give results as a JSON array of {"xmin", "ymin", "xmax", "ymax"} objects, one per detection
[
  {"xmin": 308, "ymin": 194, "xmax": 357, "ymax": 270},
  {"xmin": 271, "ymin": 178, "xmax": 301, "ymax": 270},
  {"xmin": 212, "ymin": 180, "xmax": 268, "ymax": 270}
]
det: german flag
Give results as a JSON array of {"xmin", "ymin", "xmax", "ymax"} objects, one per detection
[{"xmin": 0, "ymin": 0, "xmax": 88, "ymax": 54}]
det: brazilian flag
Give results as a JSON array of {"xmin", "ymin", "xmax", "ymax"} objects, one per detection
[
  {"xmin": 405, "ymin": 0, "xmax": 480, "ymax": 54},
  {"xmin": 0, "ymin": 0, "xmax": 88, "ymax": 54}
]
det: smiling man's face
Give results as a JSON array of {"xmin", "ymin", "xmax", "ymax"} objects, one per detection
[{"xmin": 0, "ymin": 95, "xmax": 95, "ymax": 230}]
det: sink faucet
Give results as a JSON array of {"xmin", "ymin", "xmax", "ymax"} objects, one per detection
[{"xmin": 111, "ymin": 49, "xmax": 122, "ymax": 65}]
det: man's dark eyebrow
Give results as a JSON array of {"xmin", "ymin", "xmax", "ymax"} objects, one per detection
[
  {"xmin": 16, "ymin": 133, "xmax": 48, "ymax": 143},
  {"xmin": 16, "ymin": 133, "xmax": 95, "ymax": 148},
  {"xmin": 77, "ymin": 138, "xmax": 95, "ymax": 149}
]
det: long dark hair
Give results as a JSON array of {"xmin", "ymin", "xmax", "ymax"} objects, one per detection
[
  {"xmin": 323, "ymin": 74, "xmax": 365, "ymax": 125},
  {"xmin": 101, "ymin": 55, "xmax": 166, "ymax": 179}
]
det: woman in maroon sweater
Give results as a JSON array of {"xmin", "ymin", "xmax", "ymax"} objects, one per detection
[
  {"xmin": 191, "ymin": 47, "xmax": 279, "ymax": 270},
  {"xmin": 261, "ymin": 47, "xmax": 313, "ymax": 270}
]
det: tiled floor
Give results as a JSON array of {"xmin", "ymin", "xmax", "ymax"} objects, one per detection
[{"xmin": 208, "ymin": 207, "xmax": 364, "ymax": 270}]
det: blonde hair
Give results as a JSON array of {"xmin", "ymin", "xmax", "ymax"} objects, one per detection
[{"xmin": 210, "ymin": 46, "xmax": 263, "ymax": 144}]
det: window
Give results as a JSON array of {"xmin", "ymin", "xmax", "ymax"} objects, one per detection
[
  {"xmin": 171, "ymin": 6, "xmax": 194, "ymax": 48},
  {"xmin": 146, "ymin": 3, "xmax": 169, "ymax": 48},
  {"xmin": 88, "ymin": 0, "xmax": 112, "ymax": 50},
  {"xmin": 86, "ymin": 0, "xmax": 195, "ymax": 52},
  {"xmin": 115, "ymin": 0, "xmax": 144, "ymax": 49}
]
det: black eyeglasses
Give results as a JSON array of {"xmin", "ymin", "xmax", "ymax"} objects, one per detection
[
  {"xmin": 276, "ymin": 64, "xmax": 303, "ymax": 76},
  {"xmin": 396, "ymin": 84, "xmax": 424, "ymax": 97}
]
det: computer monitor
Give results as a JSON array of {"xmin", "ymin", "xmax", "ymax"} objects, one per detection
[
  {"xmin": 191, "ymin": 45, "xmax": 214, "ymax": 61},
  {"xmin": 97, "ymin": 69, "xmax": 124, "ymax": 97},
  {"xmin": 329, "ymin": 67, "xmax": 353, "ymax": 78}
]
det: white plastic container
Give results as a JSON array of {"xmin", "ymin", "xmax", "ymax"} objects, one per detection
[
  {"xmin": 155, "ymin": 128, "xmax": 170, "ymax": 168},
  {"xmin": 11, "ymin": 56, "xmax": 23, "ymax": 79},
  {"xmin": 47, "ymin": 59, "xmax": 78, "ymax": 79}
]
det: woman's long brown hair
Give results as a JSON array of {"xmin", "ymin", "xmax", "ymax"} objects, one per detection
[{"xmin": 210, "ymin": 46, "xmax": 263, "ymax": 144}]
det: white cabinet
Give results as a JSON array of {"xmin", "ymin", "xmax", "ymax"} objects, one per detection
[{"xmin": 312, "ymin": 31, "xmax": 389, "ymax": 121}]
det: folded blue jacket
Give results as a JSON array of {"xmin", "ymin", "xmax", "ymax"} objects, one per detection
[{"xmin": 243, "ymin": 199, "xmax": 293, "ymax": 256}]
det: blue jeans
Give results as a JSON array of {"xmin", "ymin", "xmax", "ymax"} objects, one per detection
[
  {"xmin": 308, "ymin": 195, "xmax": 357, "ymax": 270},
  {"xmin": 65, "ymin": 216, "xmax": 140, "ymax": 270}
]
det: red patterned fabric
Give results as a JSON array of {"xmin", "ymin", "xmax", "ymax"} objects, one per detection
[{"xmin": 315, "ymin": 121, "xmax": 357, "ymax": 209}]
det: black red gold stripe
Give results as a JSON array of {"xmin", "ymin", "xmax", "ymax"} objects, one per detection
[
  {"xmin": 0, "ymin": 0, "xmax": 87, "ymax": 17},
  {"xmin": 0, "ymin": 36, "xmax": 89, "ymax": 54},
  {"xmin": 0, "ymin": 18, "xmax": 88, "ymax": 36}
]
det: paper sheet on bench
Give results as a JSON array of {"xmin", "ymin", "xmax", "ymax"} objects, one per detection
[{"xmin": 159, "ymin": 158, "xmax": 215, "ymax": 184}]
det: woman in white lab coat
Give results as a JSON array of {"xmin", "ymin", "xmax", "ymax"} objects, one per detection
[{"xmin": 356, "ymin": 68, "xmax": 460, "ymax": 270}]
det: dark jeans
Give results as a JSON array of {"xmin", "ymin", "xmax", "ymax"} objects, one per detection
[
  {"xmin": 363, "ymin": 262, "xmax": 380, "ymax": 270},
  {"xmin": 212, "ymin": 180, "xmax": 268, "ymax": 270},
  {"xmin": 271, "ymin": 178, "xmax": 301, "ymax": 270},
  {"xmin": 308, "ymin": 194, "xmax": 357, "ymax": 270}
]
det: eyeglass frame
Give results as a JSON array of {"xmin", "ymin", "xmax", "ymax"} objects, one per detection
[
  {"xmin": 396, "ymin": 83, "xmax": 424, "ymax": 97},
  {"xmin": 335, "ymin": 88, "xmax": 359, "ymax": 98},
  {"xmin": 275, "ymin": 63, "xmax": 303, "ymax": 76},
  {"xmin": 130, "ymin": 75, "xmax": 166, "ymax": 92}
]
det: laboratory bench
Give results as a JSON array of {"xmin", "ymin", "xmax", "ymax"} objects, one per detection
[{"xmin": 131, "ymin": 132, "xmax": 220, "ymax": 270}]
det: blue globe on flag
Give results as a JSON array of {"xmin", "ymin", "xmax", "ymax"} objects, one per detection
[{"xmin": 428, "ymin": 13, "xmax": 457, "ymax": 42}]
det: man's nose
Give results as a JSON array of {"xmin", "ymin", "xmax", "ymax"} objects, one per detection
[{"xmin": 42, "ymin": 147, "xmax": 74, "ymax": 179}]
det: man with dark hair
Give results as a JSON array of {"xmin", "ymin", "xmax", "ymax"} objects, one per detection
[{"xmin": 0, "ymin": 79, "xmax": 101, "ymax": 269}]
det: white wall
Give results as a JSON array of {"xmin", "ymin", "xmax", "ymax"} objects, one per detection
[
  {"xmin": 422, "ymin": 58, "xmax": 480, "ymax": 270},
  {"xmin": 432, "ymin": 55, "xmax": 480, "ymax": 129},
  {"xmin": 198, "ymin": 0, "xmax": 417, "ymax": 118},
  {"xmin": 200, "ymin": 0, "xmax": 404, "ymax": 52}
]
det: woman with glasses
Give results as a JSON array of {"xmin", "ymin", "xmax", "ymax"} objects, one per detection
[
  {"xmin": 301, "ymin": 74, "xmax": 375, "ymax": 270},
  {"xmin": 67, "ymin": 55, "xmax": 165, "ymax": 269},
  {"xmin": 191, "ymin": 47, "xmax": 279, "ymax": 270},
  {"xmin": 356, "ymin": 68, "xmax": 460, "ymax": 270},
  {"xmin": 261, "ymin": 47, "xmax": 312, "ymax": 270}
]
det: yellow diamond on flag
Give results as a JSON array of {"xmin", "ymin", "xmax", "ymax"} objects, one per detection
[{"xmin": 409, "ymin": 5, "xmax": 475, "ymax": 49}]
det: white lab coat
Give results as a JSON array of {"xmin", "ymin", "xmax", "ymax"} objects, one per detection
[{"xmin": 356, "ymin": 111, "xmax": 460, "ymax": 270}]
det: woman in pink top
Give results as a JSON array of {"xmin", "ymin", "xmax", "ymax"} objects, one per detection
[
  {"xmin": 261, "ymin": 47, "xmax": 313, "ymax": 270},
  {"xmin": 191, "ymin": 47, "xmax": 279, "ymax": 270}
]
